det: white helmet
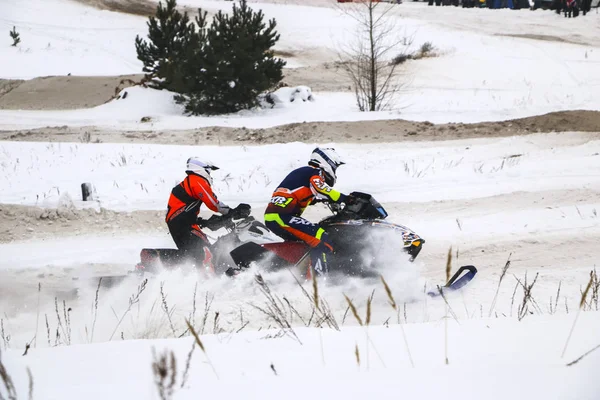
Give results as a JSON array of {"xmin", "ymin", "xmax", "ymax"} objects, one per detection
[
  {"xmin": 308, "ymin": 147, "xmax": 345, "ymax": 186},
  {"xmin": 186, "ymin": 157, "xmax": 219, "ymax": 185}
]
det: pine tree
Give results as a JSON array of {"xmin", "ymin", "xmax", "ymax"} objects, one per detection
[
  {"xmin": 181, "ymin": 0, "xmax": 286, "ymax": 115},
  {"xmin": 135, "ymin": 0, "xmax": 196, "ymax": 93},
  {"xmin": 9, "ymin": 26, "xmax": 20, "ymax": 47}
]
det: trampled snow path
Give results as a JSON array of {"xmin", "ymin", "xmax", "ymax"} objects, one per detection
[
  {"xmin": 1, "ymin": 132, "xmax": 599, "ymax": 210},
  {"xmin": 0, "ymin": 133, "xmax": 599, "ymax": 353}
]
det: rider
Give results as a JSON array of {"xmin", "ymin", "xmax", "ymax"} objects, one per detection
[
  {"xmin": 264, "ymin": 147, "xmax": 352, "ymax": 277},
  {"xmin": 166, "ymin": 157, "xmax": 248, "ymax": 272}
]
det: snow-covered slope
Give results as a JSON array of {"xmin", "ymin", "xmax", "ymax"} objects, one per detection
[
  {"xmin": 2, "ymin": 0, "xmax": 600, "ymax": 126},
  {"xmin": 3, "ymin": 313, "xmax": 600, "ymax": 400}
]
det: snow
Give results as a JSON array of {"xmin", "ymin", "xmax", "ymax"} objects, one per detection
[
  {"xmin": 0, "ymin": 0, "xmax": 146, "ymax": 79},
  {"xmin": 2, "ymin": 312, "xmax": 600, "ymax": 399},
  {"xmin": 1, "ymin": 132, "xmax": 599, "ymax": 211},
  {"xmin": 1, "ymin": 1, "xmax": 600, "ymax": 126},
  {"xmin": 1, "ymin": 0, "xmax": 600, "ymax": 398}
]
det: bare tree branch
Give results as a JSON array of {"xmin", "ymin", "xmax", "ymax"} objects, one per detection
[{"xmin": 335, "ymin": 0, "xmax": 411, "ymax": 112}]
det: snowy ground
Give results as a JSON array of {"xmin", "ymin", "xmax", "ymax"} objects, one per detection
[
  {"xmin": 1, "ymin": 0, "xmax": 600, "ymax": 398},
  {"xmin": 1, "ymin": 133, "xmax": 599, "ymax": 399},
  {"xmin": 2, "ymin": 0, "xmax": 600, "ymax": 126}
]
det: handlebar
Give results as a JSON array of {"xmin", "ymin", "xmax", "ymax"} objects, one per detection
[{"xmin": 198, "ymin": 204, "xmax": 253, "ymax": 231}]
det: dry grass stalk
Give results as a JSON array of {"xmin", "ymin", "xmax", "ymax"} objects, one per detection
[
  {"xmin": 566, "ymin": 343, "xmax": 600, "ymax": 367},
  {"xmin": 283, "ymin": 297, "xmax": 307, "ymax": 326},
  {"xmin": 588, "ymin": 268, "xmax": 599, "ymax": 311},
  {"xmin": 444, "ymin": 246, "xmax": 452, "ymax": 366},
  {"xmin": 54, "ymin": 297, "xmax": 72, "ymax": 346},
  {"xmin": 200, "ymin": 292, "xmax": 214, "ymax": 335},
  {"xmin": 0, "ymin": 320, "xmax": 8, "ymax": 351},
  {"xmin": 110, "ymin": 278, "xmax": 148, "ymax": 340},
  {"xmin": 34, "ymin": 283, "xmax": 41, "ymax": 348},
  {"xmin": 366, "ymin": 294, "xmax": 373, "ymax": 327},
  {"xmin": 152, "ymin": 347, "xmax": 178, "ymax": 400},
  {"xmin": 212, "ymin": 312, "xmax": 223, "ymax": 335},
  {"xmin": 252, "ymin": 274, "xmax": 301, "ymax": 343},
  {"xmin": 185, "ymin": 319, "xmax": 219, "ymax": 379},
  {"xmin": 189, "ymin": 283, "xmax": 198, "ymax": 330},
  {"xmin": 27, "ymin": 367, "xmax": 33, "ymax": 400},
  {"xmin": 343, "ymin": 295, "xmax": 363, "ymax": 326},
  {"xmin": 551, "ymin": 281, "xmax": 562, "ymax": 315},
  {"xmin": 285, "ymin": 266, "xmax": 340, "ymax": 330},
  {"xmin": 342, "ymin": 305, "xmax": 350, "ymax": 326},
  {"xmin": 488, "ymin": 253, "xmax": 512, "ymax": 317},
  {"xmin": 445, "ymin": 246, "xmax": 452, "ymax": 283},
  {"xmin": 380, "ymin": 276, "xmax": 397, "ymax": 310},
  {"xmin": 44, "ymin": 315, "xmax": 50, "ymax": 347},
  {"xmin": 270, "ymin": 363, "xmax": 278, "ymax": 376},
  {"xmin": 509, "ymin": 280, "xmax": 519, "ymax": 318},
  {"xmin": 89, "ymin": 278, "xmax": 102, "ymax": 344},
  {"xmin": 0, "ymin": 349, "xmax": 16, "ymax": 399},
  {"xmin": 561, "ymin": 271, "xmax": 594, "ymax": 358},
  {"xmin": 180, "ymin": 341, "xmax": 196, "ymax": 389},
  {"xmin": 354, "ymin": 343, "xmax": 361, "ymax": 367},
  {"xmin": 160, "ymin": 281, "xmax": 177, "ymax": 337},
  {"xmin": 515, "ymin": 273, "xmax": 540, "ymax": 321}
]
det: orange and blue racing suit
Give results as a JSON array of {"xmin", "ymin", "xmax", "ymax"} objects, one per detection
[
  {"xmin": 166, "ymin": 172, "xmax": 230, "ymax": 269},
  {"xmin": 264, "ymin": 166, "xmax": 347, "ymax": 275}
]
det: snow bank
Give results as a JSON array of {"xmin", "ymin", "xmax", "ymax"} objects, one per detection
[
  {"xmin": 260, "ymin": 85, "xmax": 315, "ymax": 108},
  {"xmin": 2, "ymin": 0, "xmax": 600, "ymax": 127},
  {"xmin": 2, "ymin": 312, "xmax": 600, "ymax": 399},
  {"xmin": 1, "ymin": 133, "xmax": 599, "ymax": 211}
]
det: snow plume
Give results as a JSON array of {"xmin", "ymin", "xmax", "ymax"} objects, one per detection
[{"xmin": 0, "ymin": 246, "xmax": 422, "ymax": 348}]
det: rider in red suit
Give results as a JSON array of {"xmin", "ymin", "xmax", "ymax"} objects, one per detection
[
  {"xmin": 165, "ymin": 157, "xmax": 236, "ymax": 271},
  {"xmin": 264, "ymin": 147, "xmax": 352, "ymax": 276}
]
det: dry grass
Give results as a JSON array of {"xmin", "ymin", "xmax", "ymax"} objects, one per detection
[
  {"xmin": 185, "ymin": 319, "xmax": 219, "ymax": 379},
  {"xmin": 252, "ymin": 273, "xmax": 301, "ymax": 343},
  {"xmin": 152, "ymin": 348, "xmax": 178, "ymax": 400},
  {"xmin": 179, "ymin": 340, "xmax": 195, "ymax": 389},
  {"xmin": 561, "ymin": 271, "xmax": 595, "ymax": 358},
  {"xmin": 488, "ymin": 254, "xmax": 512, "ymax": 317},
  {"xmin": 0, "ymin": 320, "xmax": 9, "ymax": 351},
  {"xmin": 109, "ymin": 278, "xmax": 148, "ymax": 340},
  {"xmin": 381, "ymin": 276, "xmax": 414, "ymax": 367},
  {"xmin": 0, "ymin": 348, "xmax": 34, "ymax": 400},
  {"xmin": 160, "ymin": 282, "xmax": 178, "ymax": 338},
  {"xmin": 515, "ymin": 272, "xmax": 541, "ymax": 321},
  {"xmin": 566, "ymin": 343, "xmax": 600, "ymax": 367}
]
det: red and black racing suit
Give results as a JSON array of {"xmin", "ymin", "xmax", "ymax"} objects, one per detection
[
  {"xmin": 166, "ymin": 172, "xmax": 230, "ymax": 268},
  {"xmin": 264, "ymin": 166, "xmax": 347, "ymax": 275}
]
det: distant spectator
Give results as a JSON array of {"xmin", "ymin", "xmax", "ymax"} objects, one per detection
[
  {"xmin": 564, "ymin": 0, "xmax": 578, "ymax": 16},
  {"xmin": 580, "ymin": 0, "xmax": 591, "ymax": 14}
]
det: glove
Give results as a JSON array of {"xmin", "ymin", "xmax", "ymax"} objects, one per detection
[
  {"xmin": 315, "ymin": 239, "xmax": 334, "ymax": 254},
  {"xmin": 344, "ymin": 194, "xmax": 357, "ymax": 205},
  {"xmin": 231, "ymin": 203, "xmax": 251, "ymax": 219},
  {"xmin": 198, "ymin": 214, "xmax": 223, "ymax": 230}
]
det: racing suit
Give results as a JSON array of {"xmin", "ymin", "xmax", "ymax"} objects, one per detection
[
  {"xmin": 264, "ymin": 166, "xmax": 348, "ymax": 275},
  {"xmin": 166, "ymin": 172, "xmax": 230, "ymax": 269}
]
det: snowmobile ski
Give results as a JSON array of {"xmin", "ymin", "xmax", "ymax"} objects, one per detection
[{"xmin": 427, "ymin": 265, "xmax": 478, "ymax": 297}]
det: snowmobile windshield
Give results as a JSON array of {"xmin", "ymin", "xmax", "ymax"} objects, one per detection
[
  {"xmin": 346, "ymin": 192, "xmax": 388, "ymax": 220},
  {"xmin": 366, "ymin": 196, "xmax": 388, "ymax": 219}
]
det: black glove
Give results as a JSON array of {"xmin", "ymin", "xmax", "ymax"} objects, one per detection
[
  {"xmin": 198, "ymin": 214, "xmax": 224, "ymax": 230},
  {"xmin": 231, "ymin": 203, "xmax": 251, "ymax": 219},
  {"xmin": 344, "ymin": 194, "xmax": 357, "ymax": 205}
]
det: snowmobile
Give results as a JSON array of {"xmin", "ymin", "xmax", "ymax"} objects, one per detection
[{"xmin": 126, "ymin": 191, "xmax": 476, "ymax": 295}]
